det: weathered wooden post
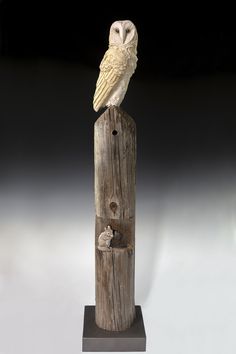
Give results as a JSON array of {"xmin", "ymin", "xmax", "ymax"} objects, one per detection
[{"xmin": 94, "ymin": 106, "xmax": 136, "ymax": 331}]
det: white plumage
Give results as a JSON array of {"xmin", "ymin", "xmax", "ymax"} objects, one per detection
[{"xmin": 93, "ymin": 20, "xmax": 138, "ymax": 112}]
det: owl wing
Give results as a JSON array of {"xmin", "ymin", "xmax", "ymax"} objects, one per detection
[{"xmin": 93, "ymin": 48, "xmax": 128, "ymax": 112}]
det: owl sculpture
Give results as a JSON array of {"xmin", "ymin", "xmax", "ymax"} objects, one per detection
[{"xmin": 93, "ymin": 20, "xmax": 138, "ymax": 112}]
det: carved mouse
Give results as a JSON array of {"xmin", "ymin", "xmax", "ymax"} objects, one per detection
[{"xmin": 98, "ymin": 225, "xmax": 114, "ymax": 251}]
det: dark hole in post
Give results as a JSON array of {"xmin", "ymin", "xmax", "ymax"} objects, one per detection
[
  {"xmin": 112, "ymin": 130, "xmax": 118, "ymax": 135},
  {"xmin": 110, "ymin": 202, "xmax": 118, "ymax": 214}
]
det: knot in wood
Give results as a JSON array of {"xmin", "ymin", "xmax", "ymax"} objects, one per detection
[{"xmin": 110, "ymin": 202, "xmax": 118, "ymax": 214}]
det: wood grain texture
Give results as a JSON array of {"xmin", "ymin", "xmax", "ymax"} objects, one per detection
[
  {"xmin": 94, "ymin": 105, "xmax": 136, "ymax": 220},
  {"xmin": 94, "ymin": 106, "xmax": 136, "ymax": 331},
  {"xmin": 95, "ymin": 245, "xmax": 135, "ymax": 331}
]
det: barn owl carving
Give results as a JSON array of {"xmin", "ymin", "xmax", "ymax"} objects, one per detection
[{"xmin": 93, "ymin": 20, "xmax": 138, "ymax": 112}]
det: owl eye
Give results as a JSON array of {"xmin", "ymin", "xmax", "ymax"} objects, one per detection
[
  {"xmin": 126, "ymin": 28, "xmax": 131, "ymax": 34},
  {"xmin": 114, "ymin": 28, "xmax": 119, "ymax": 33}
]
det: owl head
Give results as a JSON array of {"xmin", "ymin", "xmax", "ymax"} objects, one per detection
[{"xmin": 109, "ymin": 20, "xmax": 138, "ymax": 49}]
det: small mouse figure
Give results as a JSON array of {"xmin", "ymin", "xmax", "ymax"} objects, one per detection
[{"xmin": 98, "ymin": 225, "xmax": 113, "ymax": 251}]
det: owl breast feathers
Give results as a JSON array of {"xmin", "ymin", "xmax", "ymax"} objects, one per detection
[{"xmin": 93, "ymin": 20, "xmax": 138, "ymax": 112}]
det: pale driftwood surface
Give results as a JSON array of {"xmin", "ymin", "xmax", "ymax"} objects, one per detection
[{"xmin": 94, "ymin": 106, "xmax": 136, "ymax": 331}]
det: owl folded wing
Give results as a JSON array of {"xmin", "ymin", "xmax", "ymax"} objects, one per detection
[{"xmin": 93, "ymin": 48, "xmax": 128, "ymax": 112}]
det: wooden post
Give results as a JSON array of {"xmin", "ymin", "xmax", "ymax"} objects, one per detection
[{"xmin": 94, "ymin": 106, "xmax": 136, "ymax": 331}]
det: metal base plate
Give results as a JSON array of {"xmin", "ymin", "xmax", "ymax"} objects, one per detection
[{"xmin": 82, "ymin": 305, "xmax": 146, "ymax": 352}]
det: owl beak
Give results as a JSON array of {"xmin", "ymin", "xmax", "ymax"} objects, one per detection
[{"xmin": 120, "ymin": 28, "xmax": 126, "ymax": 44}]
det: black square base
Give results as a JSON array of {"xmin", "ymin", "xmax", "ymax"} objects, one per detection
[{"xmin": 82, "ymin": 306, "xmax": 146, "ymax": 352}]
